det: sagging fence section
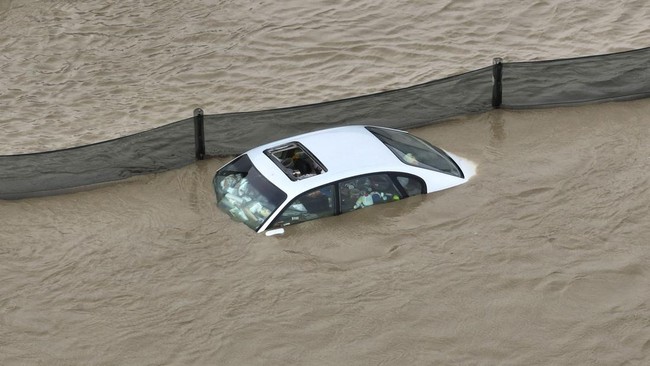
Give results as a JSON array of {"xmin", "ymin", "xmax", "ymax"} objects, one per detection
[{"xmin": 1, "ymin": 47, "xmax": 649, "ymax": 199}]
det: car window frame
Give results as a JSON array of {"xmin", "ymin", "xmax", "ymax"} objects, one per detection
[
  {"xmin": 269, "ymin": 183, "xmax": 337, "ymax": 229},
  {"xmin": 391, "ymin": 173, "xmax": 427, "ymax": 197},
  {"xmin": 268, "ymin": 171, "xmax": 427, "ymax": 230},
  {"xmin": 338, "ymin": 172, "xmax": 407, "ymax": 214}
]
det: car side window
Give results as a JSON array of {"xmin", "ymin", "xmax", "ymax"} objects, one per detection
[
  {"xmin": 396, "ymin": 175, "xmax": 425, "ymax": 196},
  {"xmin": 338, "ymin": 174, "xmax": 403, "ymax": 213},
  {"xmin": 271, "ymin": 185, "xmax": 335, "ymax": 228}
]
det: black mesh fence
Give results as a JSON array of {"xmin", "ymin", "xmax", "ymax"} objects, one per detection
[
  {"xmin": 503, "ymin": 47, "xmax": 650, "ymax": 107},
  {"xmin": 0, "ymin": 118, "xmax": 196, "ymax": 199},
  {"xmin": 203, "ymin": 66, "xmax": 493, "ymax": 156},
  {"xmin": 1, "ymin": 47, "xmax": 649, "ymax": 199}
]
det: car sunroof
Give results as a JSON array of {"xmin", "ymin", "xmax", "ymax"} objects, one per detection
[{"xmin": 264, "ymin": 142, "xmax": 327, "ymax": 181}]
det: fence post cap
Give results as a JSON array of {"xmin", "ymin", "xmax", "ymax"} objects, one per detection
[
  {"xmin": 493, "ymin": 57, "xmax": 503, "ymax": 64},
  {"xmin": 193, "ymin": 108, "xmax": 204, "ymax": 116}
]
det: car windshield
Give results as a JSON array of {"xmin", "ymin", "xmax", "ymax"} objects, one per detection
[
  {"xmin": 366, "ymin": 126, "xmax": 463, "ymax": 178},
  {"xmin": 213, "ymin": 154, "xmax": 287, "ymax": 231}
]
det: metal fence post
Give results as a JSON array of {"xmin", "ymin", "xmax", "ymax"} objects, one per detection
[
  {"xmin": 492, "ymin": 57, "xmax": 503, "ymax": 108},
  {"xmin": 194, "ymin": 108, "xmax": 205, "ymax": 160}
]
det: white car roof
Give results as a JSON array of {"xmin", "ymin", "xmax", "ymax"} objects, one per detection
[{"xmin": 246, "ymin": 125, "xmax": 409, "ymax": 198}]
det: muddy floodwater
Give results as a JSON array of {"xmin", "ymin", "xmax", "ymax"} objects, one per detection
[
  {"xmin": 1, "ymin": 0, "xmax": 650, "ymax": 365},
  {"xmin": 2, "ymin": 100, "xmax": 649, "ymax": 365}
]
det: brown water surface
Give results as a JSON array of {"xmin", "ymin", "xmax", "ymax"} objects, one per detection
[
  {"xmin": 2, "ymin": 100, "xmax": 649, "ymax": 365},
  {"xmin": 1, "ymin": 0, "xmax": 650, "ymax": 365}
]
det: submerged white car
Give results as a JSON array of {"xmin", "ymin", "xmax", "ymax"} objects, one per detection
[{"xmin": 213, "ymin": 125, "xmax": 476, "ymax": 234}]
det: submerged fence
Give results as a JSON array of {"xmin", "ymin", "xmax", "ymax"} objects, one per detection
[{"xmin": 1, "ymin": 47, "xmax": 649, "ymax": 199}]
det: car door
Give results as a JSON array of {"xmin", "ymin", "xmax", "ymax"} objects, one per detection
[{"xmin": 269, "ymin": 184, "xmax": 335, "ymax": 228}]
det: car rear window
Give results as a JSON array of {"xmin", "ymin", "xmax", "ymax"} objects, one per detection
[
  {"xmin": 213, "ymin": 154, "xmax": 287, "ymax": 231},
  {"xmin": 366, "ymin": 126, "xmax": 463, "ymax": 178}
]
